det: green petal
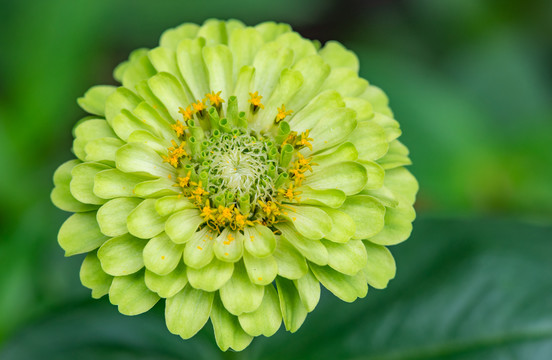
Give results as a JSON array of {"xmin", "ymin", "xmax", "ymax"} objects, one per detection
[
  {"xmin": 213, "ymin": 229, "xmax": 244, "ymax": 263},
  {"xmin": 238, "ymin": 284, "xmax": 282, "ymax": 337},
  {"xmin": 116, "ymin": 142, "xmax": 176, "ymax": 178},
  {"xmin": 165, "ymin": 209, "xmax": 204, "ymax": 244},
  {"xmin": 362, "ymin": 241, "xmax": 396, "ymax": 289},
  {"xmin": 58, "ymin": 212, "xmax": 109, "ymax": 256},
  {"xmin": 176, "ymin": 38, "xmax": 209, "ymax": 100},
  {"xmin": 79, "ymin": 251, "xmax": 113, "ymax": 299},
  {"xmin": 160, "ymin": 23, "xmax": 199, "ymax": 49},
  {"xmin": 77, "ymin": 85, "xmax": 116, "ymax": 116},
  {"xmin": 252, "ymin": 42, "xmax": 294, "ymax": 100},
  {"xmin": 84, "ymin": 138, "xmax": 125, "ymax": 163},
  {"xmin": 320, "ymin": 207, "xmax": 356, "ymax": 243},
  {"xmin": 288, "ymin": 55, "xmax": 331, "ymax": 112},
  {"xmin": 273, "ymin": 237, "xmax": 308, "ymax": 280},
  {"xmin": 211, "ymin": 295, "xmax": 253, "ymax": 352},
  {"xmin": 339, "ymin": 195, "xmax": 386, "ymax": 239},
  {"xmin": 348, "ymin": 121, "xmax": 389, "ymax": 161},
  {"xmin": 293, "ymin": 269, "xmax": 320, "ymax": 312},
  {"xmin": 51, "ymin": 160, "xmax": 98, "ymax": 212},
  {"xmin": 183, "ymin": 228, "xmax": 216, "ymax": 269},
  {"xmin": 280, "ymin": 204, "xmax": 332, "ymax": 240},
  {"xmin": 228, "ymin": 28, "xmax": 263, "ymax": 79},
  {"xmin": 220, "ymin": 261, "xmax": 265, "ymax": 316},
  {"xmin": 144, "ymin": 262, "xmax": 187, "ymax": 298},
  {"xmin": 293, "ymin": 186, "xmax": 346, "ymax": 208},
  {"xmin": 358, "ymin": 160, "xmax": 385, "ymax": 190},
  {"xmin": 165, "ymin": 284, "xmax": 213, "ymax": 339},
  {"xmin": 310, "ymin": 263, "xmax": 368, "ymax": 302},
  {"xmin": 304, "ymin": 161, "xmax": 367, "ymax": 196},
  {"xmin": 97, "ymin": 234, "xmax": 146, "ymax": 276},
  {"xmin": 242, "ymin": 224, "xmax": 276, "ymax": 258},
  {"xmin": 311, "ymin": 142, "xmax": 358, "ymax": 168},
  {"xmin": 187, "ymin": 257, "xmax": 234, "ymax": 292},
  {"xmin": 322, "ymin": 239, "xmax": 367, "ymax": 276},
  {"xmin": 143, "ymin": 232, "xmax": 184, "ymax": 275},
  {"xmin": 243, "ymin": 251, "xmax": 278, "ymax": 285},
  {"xmin": 344, "ymin": 97, "xmax": 374, "ymax": 121},
  {"xmin": 133, "ymin": 177, "xmax": 178, "ymax": 198},
  {"xmin": 93, "ymin": 169, "xmax": 148, "ymax": 199},
  {"xmin": 70, "ymin": 162, "xmax": 111, "ymax": 205},
  {"xmin": 104, "ymin": 87, "xmax": 142, "ymax": 125},
  {"xmin": 126, "ymin": 198, "xmax": 167, "ymax": 239},
  {"xmin": 109, "ymin": 271, "xmax": 160, "ymax": 316},
  {"xmin": 148, "ymin": 72, "xmax": 190, "ymax": 122},
  {"xmin": 276, "ymin": 223, "xmax": 328, "ymax": 266},
  {"xmin": 97, "ymin": 197, "xmax": 142, "ymax": 237},
  {"xmin": 319, "ymin": 40, "xmax": 359, "ymax": 72},
  {"xmin": 155, "ymin": 195, "xmax": 195, "ymax": 217},
  {"xmin": 307, "ymin": 107, "xmax": 356, "ymax": 154},
  {"xmin": 203, "ymin": 44, "xmax": 233, "ymax": 100},
  {"xmin": 276, "ymin": 277, "xmax": 308, "ymax": 333}
]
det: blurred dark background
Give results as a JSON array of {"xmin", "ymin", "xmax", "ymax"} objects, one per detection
[{"xmin": 1, "ymin": 0, "xmax": 551, "ymax": 359}]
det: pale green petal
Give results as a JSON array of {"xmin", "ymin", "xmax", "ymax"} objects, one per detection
[
  {"xmin": 203, "ymin": 44, "xmax": 233, "ymax": 100},
  {"xmin": 288, "ymin": 55, "xmax": 331, "ymax": 112},
  {"xmin": 243, "ymin": 251, "xmax": 278, "ymax": 285},
  {"xmin": 273, "ymin": 237, "xmax": 308, "ymax": 280},
  {"xmin": 127, "ymin": 199, "xmax": 167, "ymax": 239},
  {"xmin": 319, "ymin": 40, "xmax": 359, "ymax": 72},
  {"xmin": 77, "ymin": 85, "xmax": 116, "ymax": 116},
  {"xmin": 320, "ymin": 207, "xmax": 356, "ymax": 243},
  {"xmin": 307, "ymin": 107, "xmax": 356, "ymax": 154},
  {"xmin": 165, "ymin": 285, "xmax": 213, "ymax": 339},
  {"xmin": 340, "ymin": 195, "xmax": 386, "ymax": 239},
  {"xmin": 304, "ymin": 161, "xmax": 367, "ymax": 196},
  {"xmin": 176, "ymin": 38, "xmax": 209, "ymax": 100},
  {"xmin": 58, "ymin": 212, "xmax": 109, "ymax": 256},
  {"xmin": 293, "ymin": 270, "xmax": 320, "ymax": 312},
  {"xmin": 211, "ymin": 296, "xmax": 253, "ymax": 352},
  {"xmin": 104, "ymin": 87, "xmax": 142, "ymax": 125},
  {"xmin": 229, "ymin": 28, "xmax": 263, "ymax": 80},
  {"xmin": 165, "ymin": 209, "xmax": 204, "ymax": 244},
  {"xmin": 238, "ymin": 284, "xmax": 282, "ymax": 337},
  {"xmin": 84, "ymin": 138, "xmax": 125, "ymax": 163},
  {"xmin": 242, "ymin": 224, "xmax": 276, "ymax": 258},
  {"xmin": 358, "ymin": 160, "xmax": 385, "ymax": 190},
  {"xmin": 144, "ymin": 262, "xmax": 187, "ymax": 298},
  {"xmin": 344, "ymin": 97, "xmax": 374, "ymax": 121},
  {"xmin": 97, "ymin": 197, "xmax": 142, "ymax": 237},
  {"xmin": 143, "ymin": 232, "xmax": 184, "ymax": 275},
  {"xmin": 348, "ymin": 121, "xmax": 389, "ymax": 161},
  {"xmin": 134, "ymin": 177, "xmax": 179, "ymax": 198},
  {"xmin": 187, "ymin": 257, "xmax": 234, "ymax": 292},
  {"xmin": 80, "ymin": 251, "xmax": 113, "ymax": 299},
  {"xmin": 213, "ymin": 229, "xmax": 244, "ymax": 263},
  {"xmin": 220, "ymin": 261, "xmax": 264, "ymax": 315},
  {"xmin": 252, "ymin": 42, "xmax": 293, "ymax": 99},
  {"xmin": 322, "ymin": 239, "xmax": 367, "ymax": 276},
  {"xmin": 93, "ymin": 169, "xmax": 148, "ymax": 199},
  {"xmin": 311, "ymin": 142, "xmax": 358, "ymax": 168},
  {"xmin": 280, "ymin": 204, "xmax": 332, "ymax": 240},
  {"xmin": 276, "ymin": 277, "xmax": 308, "ymax": 333},
  {"xmin": 109, "ymin": 271, "xmax": 160, "ymax": 315},
  {"xmin": 70, "ymin": 162, "xmax": 111, "ymax": 205},
  {"xmin": 276, "ymin": 223, "xmax": 328, "ymax": 266},
  {"xmin": 116, "ymin": 142, "xmax": 176, "ymax": 178},
  {"xmin": 310, "ymin": 263, "xmax": 368, "ymax": 302},
  {"xmin": 160, "ymin": 23, "xmax": 199, "ymax": 49},
  {"xmin": 51, "ymin": 160, "xmax": 98, "ymax": 212},
  {"xmin": 183, "ymin": 228, "xmax": 216, "ymax": 269},
  {"xmin": 148, "ymin": 72, "xmax": 190, "ymax": 121},
  {"xmin": 362, "ymin": 241, "xmax": 396, "ymax": 289},
  {"xmin": 293, "ymin": 186, "xmax": 346, "ymax": 208},
  {"xmin": 97, "ymin": 234, "xmax": 146, "ymax": 276}
]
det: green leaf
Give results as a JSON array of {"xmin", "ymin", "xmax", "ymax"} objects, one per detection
[
  {"xmin": 210, "ymin": 295, "xmax": 253, "ymax": 351},
  {"xmin": 219, "ymin": 261, "xmax": 265, "ymax": 316},
  {"xmin": 96, "ymin": 197, "xmax": 142, "ymax": 237},
  {"xmin": 238, "ymin": 284, "xmax": 282, "ymax": 337},
  {"xmin": 276, "ymin": 277, "xmax": 308, "ymax": 333},
  {"xmin": 109, "ymin": 271, "xmax": 160, "ymax": 316},
  {"xmin": 165, "ymin": 284, "xmax": 213, "ymax": 339},
  {"xmin": 58, "ymin": 212, "xmax": 109, "ymax": 256},
  {"xmin": 97, "ymin": 234, "xmax": 147, "ymax": 276}
]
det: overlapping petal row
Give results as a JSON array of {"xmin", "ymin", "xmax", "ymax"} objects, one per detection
[{"xmin": 51, "ymin": 19, "xmax": 418, "ymax": 351}]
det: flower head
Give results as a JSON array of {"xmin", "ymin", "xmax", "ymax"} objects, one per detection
[{"xmin": 52, "ymin": 19, "xmax": 418, "ymax": 352}]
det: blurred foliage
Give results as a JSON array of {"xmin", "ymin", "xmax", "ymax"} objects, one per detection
[{"xmin": 0, "ymin": 0, "xmax": 551, "ymax": 358}]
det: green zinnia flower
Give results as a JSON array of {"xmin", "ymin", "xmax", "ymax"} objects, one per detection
[{"xmin": 51, "ymin": 19, "xmax": 418, "ymax": 351}]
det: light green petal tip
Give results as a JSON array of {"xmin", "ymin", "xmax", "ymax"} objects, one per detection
[
  {"xmin": 165, "ymin": 285, "xmax": 213, "ymax": 339},
  {"xmin": 109, "ymin": 271, "xmax": 160, "ymax": 316}
]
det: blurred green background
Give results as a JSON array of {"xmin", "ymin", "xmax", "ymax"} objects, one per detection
[{"xmin": 1, "ymin": 0, "xmax": 551, "ymax": 359}]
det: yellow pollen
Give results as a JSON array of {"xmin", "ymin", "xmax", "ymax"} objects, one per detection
[
  {"xmin": 248, "ymin": 91, "xmax": 265, "ymax": 109},
  {"xmin": 206, "ymin": 90, "xmax": 225, "ymax": 107},
  {"xmin": 276, "ymin": 104, "xmax": 293, "ymax": 122}
]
